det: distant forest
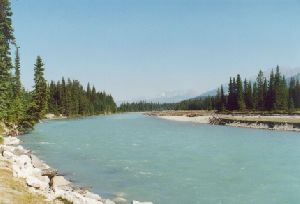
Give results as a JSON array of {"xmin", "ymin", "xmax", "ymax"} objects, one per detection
[
  {"xmin": 118, "ymin": 102, "xmax": 176, "ymax": 112},
  {"xmin": 177, "ymin": 66, "xmax": 300, "ymax": 112},
  {"xmin": 48, "ymin": 79, "xmax": 116, "ymax": 116},
  {"xmin": 124, "ymin": 67, "xmax": 300, "ymax": 113}
]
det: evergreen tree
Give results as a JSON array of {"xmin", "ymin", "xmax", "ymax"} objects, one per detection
[
  {"xmin": 227, "ymin": 77, "xmax": 234, "ymax": 110},
  {"xmin": 266, "ymin": 69, "xmax": 275, "ymax": 110},
  {"xmin": 29, "ymin": 56, "xmax": 49, "ymax": 121},
  {"xmin": 273, "ymin": 66, "xmax": 288, "ymax": 110},
  {"xmin": 252, "ymin": 82, "xmax": 258, "ymax": 109},
  {"xmin": 244, "ymin": 79, "xmax": 253, "ymax": 110},
  {"xmin": 13, "ymin": 46, "xmax": 21, "ymax": 97},
  {"xmin": 220, "ymin": 85, "xmax": 225, "ymax": 111},
  {"xmin": 0, "ymin": 0, "xmax": 15, "ymax": 120},
  {"xmin": 256, "ymin": 70, "xmax": 265, "ymax": 110},
  {"xmin": 236, "ymin": 74, "xmax": 245, "ymax": 110}
]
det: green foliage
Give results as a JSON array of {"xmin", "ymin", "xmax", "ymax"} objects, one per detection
[
  {"xmin": 176, "ymin": 97, "xmax": 215, "ymax": 110},
  {"xmin": 48, "ymin": 78, "xmax": 117, "ymax": 116},
  {"xmin": 0, "ymin": 0, "xmax": 15, "ymax": 120},
  {"xmin": 118, "ymin": 101, "xmax": 176, "ymax": 112},
  {"xmin": 180, "ymin": 66, "xmax": 300, "ymax": 113},
  {"xmin": 0, "ymin": 136, "xmax": 3, "ymax": 144}
]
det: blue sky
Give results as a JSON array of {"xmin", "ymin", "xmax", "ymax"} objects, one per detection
[{"xmin": 11, "ymin": 0, "xmax": 300, "ymax": 101}]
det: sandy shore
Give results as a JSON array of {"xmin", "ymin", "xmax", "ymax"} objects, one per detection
[
  {"xmin": 147, "ymin": 111, "xmax": 300, "ymax": 132},
  {"xmin": 157, "ymin": 115, "xmax": 211, "ymax": 124}
]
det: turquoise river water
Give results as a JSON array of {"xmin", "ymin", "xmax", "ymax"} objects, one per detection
[{"xmin": 21, "ymin": 113, "xmax": 300, "ymax": 204}]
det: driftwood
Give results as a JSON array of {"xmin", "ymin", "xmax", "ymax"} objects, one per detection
[{"xmin": 41, "ymin": 168, "xmax": 58, "ymax": 179}]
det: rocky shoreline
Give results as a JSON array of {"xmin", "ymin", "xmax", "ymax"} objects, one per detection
[
  {"xmin": 0, "ymin": 136, "xmax": 115, "ymax": 204},
  {"xmin": 0, "ymin": 136, "xmax": 153, "ymax": 204}
]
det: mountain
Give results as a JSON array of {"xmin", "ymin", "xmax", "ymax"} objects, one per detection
[{"xmin": 117, "ymin": 90, "xmax": 200, "ymax": 105}]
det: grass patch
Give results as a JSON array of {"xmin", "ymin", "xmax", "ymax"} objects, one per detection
[
  {"xmin": 0, "ymin": 125, "xmax": 3, "ymax": 136},
  {"xmin": 0, "ymin": 164, "xmax": 53, "ymax": 204},
  {"xmin": 55, "ymin": 197, "xmax": 73, "ymax": 204},
  {"xmin": 0, "ymin": 136, "xmax": 3, "ymax": 145}
]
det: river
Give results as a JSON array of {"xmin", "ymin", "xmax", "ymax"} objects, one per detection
[{"xmin": 21, "ymin": 113, "xmax": 300, "ymax": 204}]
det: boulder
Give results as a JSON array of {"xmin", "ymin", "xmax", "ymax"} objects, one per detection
[
  {"xmin": 103, "ymin": 200, "xmax": 115, "ymax": 204},
  {"xmin": 26, "ymin": 175, "xmax": 50, "ymax": 190},
  {"xmin": 84, "ymin": 191, "xmax": 102, "ymax": 200},
  {"xmin": 12, "ymin": 154, "xmax": 35, "ymax": 178},
  {"xmin": 132, "ymin": 201, "xmax": 153, "ymax": 204},
  {"xmin": 3, "ymin": 150, "xmax": 15, "ymax": 160},
  {"xmin": 51, "ymin": 176, "xmax": 70, "ymax": 189},
  {"xmin": 13, "ymin": 145, "xmax": 29, "ymax": 156},
  {"xmin": 113, "ymin": 197, "xmax": 127, "ymax": 203},
  {"xmin": 31, "ymin": 154, "xmax": 50, "ymax": 170},
  {"xmin": 4, "ymin": 136, "xmax": 20, "ymax": 145}
]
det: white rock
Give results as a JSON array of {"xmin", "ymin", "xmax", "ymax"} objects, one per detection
[
  {"xmin": 132, "ymin": 201, "xmax": 153, "ymax": 204},
  {"xmin": 85, "ymin": 191, "xmax": 102, "ymax": 200},
  {"xmin": 4, "ymin": 136, "xmax": 20, "ymax": 145},
  {"xmin": 31, "ymin": 154, "xmax": 50, "ymax": 170},
  {"xmin": 12, "ymin": 155, "xmax": 35, "ymax": 178},
  {"xmin": 3, "ymin": 145, "xmax": 16, "ymax": 153},
  {"xmin": 13, "ymin": 145, "xmax": 29, "ymax": 156},
  {"xmin": 3, "ymin": 150, "xmax": 15, "ymax": 159},
  {"xmin": 104, "ymin": 200, "xmax": 115, "ymax": 204},
  {"xmin": 51, "ymin": 176, "xmax": 71, "ymax": 189},
  {"xmin": 113, "ymin": 197, "xmax": 127, "ymax": 203},
  {"xmin": 26, "ymin": 175, "xmax": 50, "ymax": 190}
]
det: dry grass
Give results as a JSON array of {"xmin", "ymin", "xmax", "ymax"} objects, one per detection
[{"xmin": 0, "ymin": 159, "xmax": 55, "ymax": 204}]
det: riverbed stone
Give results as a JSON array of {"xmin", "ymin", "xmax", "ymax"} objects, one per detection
[
  {"xmin": 3, "ymin": 150, "xmax": 15, "ymax": 160},
  {"xmin": 4, "ymin": 136, "xmax": 20, "ymax": 145},
  {"xmin": 31, "ymin": 154, "xmax": 50, "ymax": 170},
  {"xmin": 51, "ymin": 176, "xmax": 71, "ymax": 189},
  {"xmin": 85, "ymin": 191, "xmax": 102, "ymax": 200},
  {"xmin": 132, "ymin": 201, "xmax": 153, "ymax": 204},
  {"xmin": 26, "ymin": 175, "xmax": 50, "ymax": 190}
]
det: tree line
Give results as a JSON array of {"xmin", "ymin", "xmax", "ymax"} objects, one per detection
[
  {"xmin": 177, "ymin": 66, "xmax": 300, "ymax": 112},
  {"xmin": 0, "ymin": 0, "xmax": 116, "ymax": 133},
  {"xmin": 48, "ymin": 79, "xmax": 116, "ymax": 116},
  {"xmin": 118, "ymin": 101, "xmax": 176, "ymax": 112}
]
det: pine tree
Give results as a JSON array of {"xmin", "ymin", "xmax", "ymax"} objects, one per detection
[
  {"xmin": 0, "ymin": 0, "xmax": 15, "ymax": 120},
  {"xmin": 244, "ymin": 79, "xmax": 253, "ymax": 110},
  {"xmin": 220, "ymin": 85, "xmax": 225, "ymax": 111},
  {"xmin": 294, "ymin": 80, "xmax": 300, "ymax": 108},
  {"xmin": 227, "ymin": 77, "xmax": 233, "ymax": 110},
  {"xmin": 288, "ymin": 77, "xmax": 296, "ymax": 110},
  {"xmin": 30, "ymin": 56, "xmax": 49, "ymax": 121},
  {"xmin": 266, "ymin": 69, "xmax": 275, "ymax": 110},
  {"xmin": 263, "ymin": 78, "xmax": 268, "ymax": 109},
  {"xmin": 236, "ymin": 74, "xmax": 245, "ymax": 110},
  {"xmin": 252, "ymin": 82, "xmax": 258, "ymax": 109},
  {"xmin": 273, "ymin": 66, "xmax": 288, "ymax": 110},
  {"xmin": 13, "ymin": 46, "xmax": 21, "ymax": 97},
  {"xmin": 256, "ymin": 70, "xmax": 265, "ymax": 110},
  {"xmin": 9, "ymin": 47, "xmax": 25, "ymax": 123}
]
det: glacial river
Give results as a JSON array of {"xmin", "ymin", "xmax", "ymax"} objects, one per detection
[{"xmin": 21, "ymin": 113, "xmax": 300, "ymax": 204}]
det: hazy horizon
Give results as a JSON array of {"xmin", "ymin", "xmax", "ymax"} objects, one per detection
[{"xmin": 12, "ymin": 0, "xmax": 300, "ymax": 101}]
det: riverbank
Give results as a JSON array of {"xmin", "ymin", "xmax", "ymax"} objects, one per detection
[
  {"xmin": 0, "ymin": 136, "xmax": 115, "ymax": 204},
  {"xmin": 146, "ymin": 110, "xmax": 300, "ymax": 132}
]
